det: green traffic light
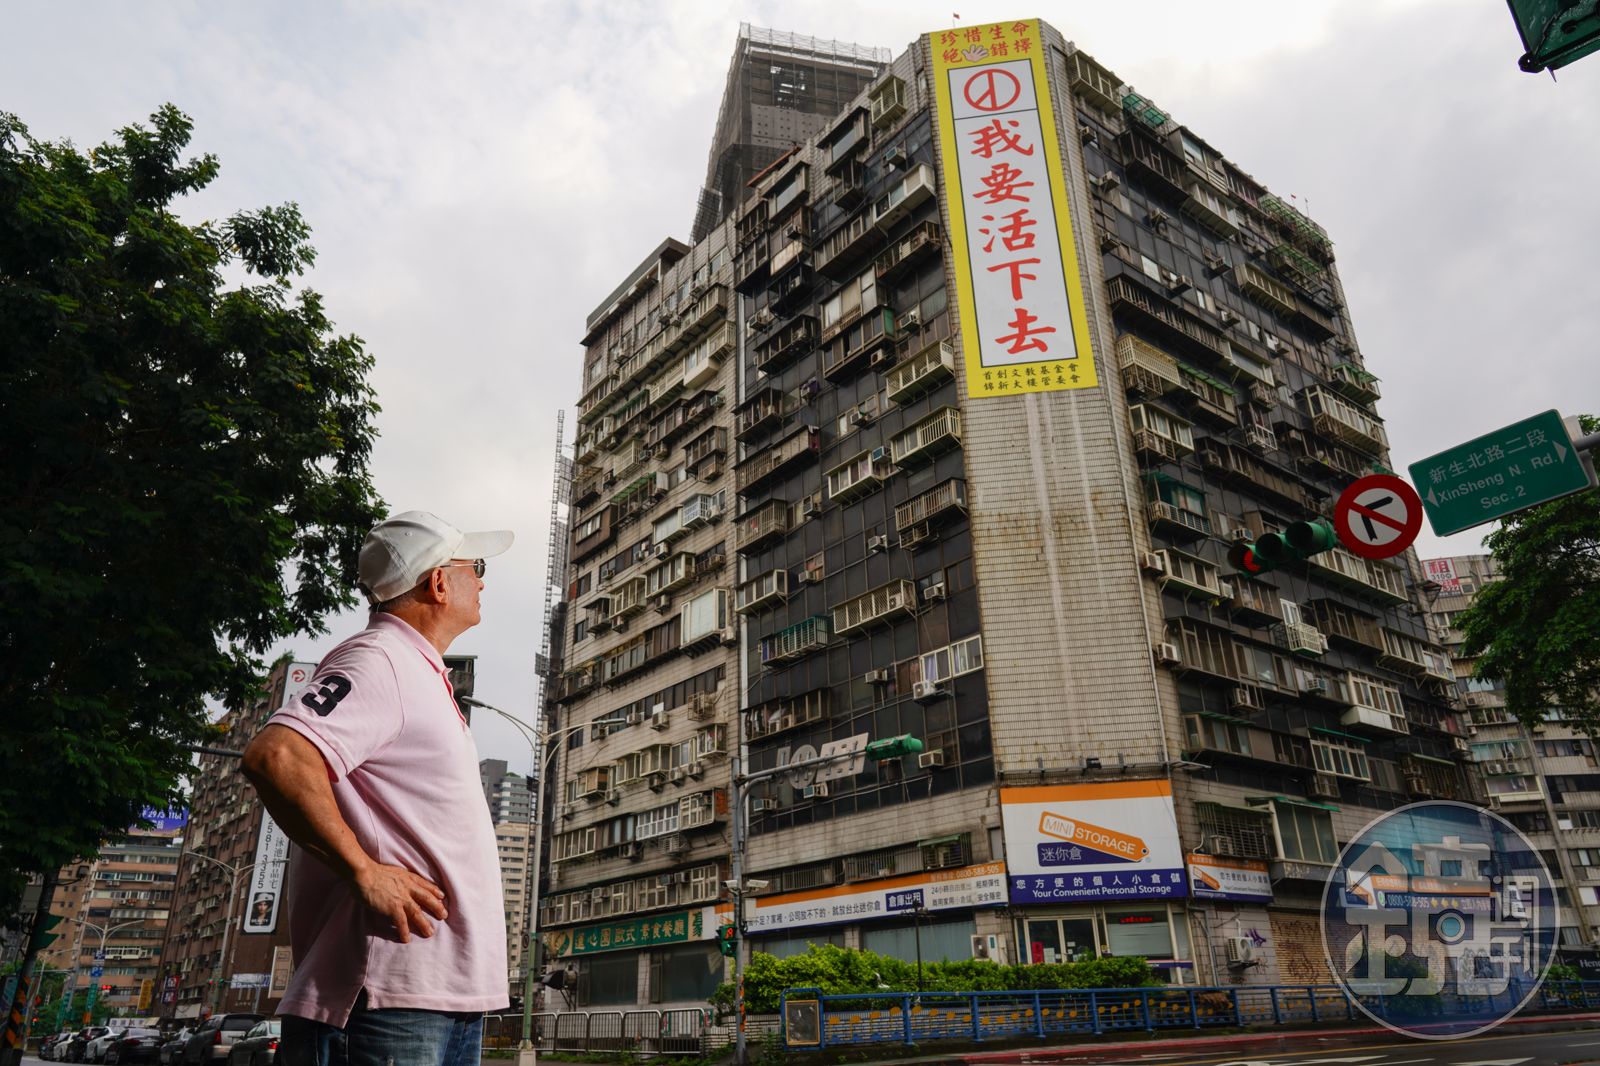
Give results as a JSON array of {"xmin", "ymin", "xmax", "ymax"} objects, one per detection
[
  {"xmin": 1285, "ymin": 518, "xmax": 1338, "ymax": 556},
  {"xmin": 864, "ymin": 734, "xmax": 925, "ymax": 761}
]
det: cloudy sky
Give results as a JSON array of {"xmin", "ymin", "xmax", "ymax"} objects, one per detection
[{"xmin": 7, "ymin": 1, "xmax": 1596, "ymax": 775}]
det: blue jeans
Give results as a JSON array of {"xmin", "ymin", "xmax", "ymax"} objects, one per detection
[{"xmin": 280, "ymin": 993, "xmax": 483, "ymax": 1066}]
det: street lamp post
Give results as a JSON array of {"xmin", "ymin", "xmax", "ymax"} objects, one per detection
[
  {"xmin": 462, "ymin": 695, "xmax": 625, "ymax": 1066},
  {"xmin": 59, "ymin": 916, "xmax": 147, "ymax": 1023},
  {"xmin": 181, "ymin": 852, "xmax": 256, "ymax": 1015}
]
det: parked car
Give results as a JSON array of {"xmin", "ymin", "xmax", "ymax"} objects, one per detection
[
  {"xmin": 181, "ymin": 1015, "xmax": 264, "ymax": 1066},
  {"xmin": 86, "ymin": 1029, "xmax": 124, "ymax": 1064},
  {"xmin": 225, "ymin": 1020, "xmax": 280, "ymax": 1066},
  {"xmin": 105, "ymin": 1029, "xmax": 165, "ymax": 1065},
  {"xmin": 62, "ymin": 1027, "xmax": 110, "ymax": 1063},
  {"xmin": 157, "ymin": 1030, "xmax": 193, "ymax": 1066},
  {"xmin": 40, "ymin": 1031, "xmax": 74, "ymax": 1060}
]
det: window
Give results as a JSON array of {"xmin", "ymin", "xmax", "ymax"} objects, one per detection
[
  {"xmin": 822, "ymin": 270, "xmax": 878, "ymax": 332},
  {"xmin": 919, "ymin": 635, "xmax": 984, "ymax": 684},
  {"xmin": 637, "ymin": 801, "xmax": 680, "ymax": 840},
  {"xmin": 1185, "ymin": 714, "xmax": 1248, "ymax": 756},
  {"xmin": 1272, "ymin": 801, "xmax": 1338, "ymax": 863},
  {"xmin": 1312, "ymin": 733, "xmax": 1370, "ymax": 780}
]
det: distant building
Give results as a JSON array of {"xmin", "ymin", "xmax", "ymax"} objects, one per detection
[
  {"xmin": 1423, "ymin": 553, "xmax": 1594, "ymax": 947},
  {"xmin": 494, "ymin": 821, "xmax": 533, "ymax": 993},
  {"xmin": 690, "ymin": 25, "xmax": 890, "ymax": 243},
  {"xmin": 40, "ymin": 823, "xmax": 183, "ymax": 1017},
  {"xmin": 480, "ymin": 759, "xmax": 535, "ymax": 826}
]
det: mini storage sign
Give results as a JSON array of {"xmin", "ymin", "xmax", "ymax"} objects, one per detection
[
  {"xmin": 929, "ymin": 19, "xmax": 1098, "ymax": 397},
  {"xmin": 1001, "ymin": 782, "xmax": 1187, "ymax": 902}
]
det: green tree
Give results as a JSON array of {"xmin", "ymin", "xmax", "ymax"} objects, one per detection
[
  {"xmin": 1458, "ymin": 415, "xmax": 1599, "ymax": 733},
  {"xmin": 0, "ymin": 105, "xmax": 384, "ymax": 915}
]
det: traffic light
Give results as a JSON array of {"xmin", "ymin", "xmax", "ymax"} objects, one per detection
[
  {"xmin": 1227, "ymin": 519, "xmax": 1337, "ymax": 574},
  {"xmin": 864, "ymin": 734, "xmax": 924, "ymax": 761},
  {"xmin": 717, "ymin": 923, "xmax": 738, "ymax": 959}
]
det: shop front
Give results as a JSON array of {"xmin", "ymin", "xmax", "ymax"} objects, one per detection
[
  {"xmin": 1000, "ymin": 781, "xmax": 1196, "ymax": 982},
  {"xmin": 543, "ymin": 906, "xmax": 721, "ymax": 1007}
]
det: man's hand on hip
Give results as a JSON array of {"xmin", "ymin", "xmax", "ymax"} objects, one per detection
[{"xmin": 354, "ymin": 863, "xmax": 448, "ymax": 942}]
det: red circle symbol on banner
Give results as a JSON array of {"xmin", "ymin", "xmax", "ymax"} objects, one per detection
[
  {"xmin": 963, "ymin": 67, "xmax": 1022, "ymax": 112},
  {"xmin": 1333, "ymin": 474, "xmax": 1424, "ymax": 560}
]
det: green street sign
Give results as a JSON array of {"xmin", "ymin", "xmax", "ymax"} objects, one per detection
[
  {"xmin": 1409, "ymin": 409, "xmax": 1594, "ymax": 536},
  {"xmin": 1508, "ymin": 0, "xmax": 1600, "ymax": 72}
]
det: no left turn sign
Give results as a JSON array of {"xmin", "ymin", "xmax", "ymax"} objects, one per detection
[{"xmin": 1333, "ymin": 473, "xmax": 1424, "ymax": 560}]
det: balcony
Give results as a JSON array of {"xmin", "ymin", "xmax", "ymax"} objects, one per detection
[
  {"xmin": 829, "ymin": 159, "xmax": 868, "ymax": 208},
  {"xmin": 832, "ymin": 579, "xmax": 916, "ymax": 635},
  {"xmin": 734, "ymin": 232, "xmax": 771, "ymax": 295},
  {"xmin": 825, "ymin": 447, "xmax": 894, "ymax": 503},
  {"xmin": 556, "ymin": 658, "xmax": 602, "ymax": 703},
  {"xmin": 1174, "ymin": 364, "xmax": 1237, "ymax": 426},
  {"xmin": 1327, "ymin": 362, "xmax": 1381, "ymax": 405},
  {"xmin": 1235, "ymin": 262, "xmax": 1298, "ymax": 318},
  {"xmin": 874, "ymin": 220, "xmax": 942, "ymax": 283},
  {"xmin": 823, "ymin": 309, "xmax": 897, "ymax": 382},
  {"xmin": 1114, "ymin": 334, "xmax": 1183, "ymax": 398},
  {"xmin": 1259, "ymin": 194, "xmax": 1332, "ymax": 260},
  {"xmin": 759, "ymin": 616, "xmax": 831, "ymax": 665},
  {"xmin": 737, "ymin": 388, "xmax": 787, "ymax": 441},
  {"xmin": 1181, "ymin": 179, "xmax": 1240, "ymax": 237},
  {"xmin": 736, "ymin": 569, "xmax": 789, "ymax": 615},
  {"xmin": 894, "ymin": 478, "xmax": 967, "ymax": 548},
  {"xmin": 1147, "ymin": 500, "xmax": 1209, "ymax": 540},
  {"xmin": 769, "ymin": 262, "xmax": 816, "ymax": 314},
  {"xmin": 869, "ymin": 74, "xmax": 907, "ymax": 130},
  {"xmin": 1306, "ymin": 599, "xmax": 1385, "ymax": 651},
  {"xmin": 1065, "ymin": 49, "xmax": 1121, "ymax": 116},
  {"xmin": 890, "ymin": 406, "xmax": 961, "ymax": 466},
  {"xmin": 1196, "ymin": 438, "xmax": 1315, "ymax": 514},
  {"xmin": 1306, "ymin": 547, "xmax": 1407, "ymax": 605},
  {"xmin": 754, "ymin": 315, "xmax": 818, "ymax": 375},
  {"xmin": 1227, "ymin": 578, "xmax": 1282, "ymax": 624},
  {"xmin": 1116, "ymin": 126, "xmax": 1186, "ymax": 199},
  {"xmin": 874, "ymin": 164, "xmax": 936, "ymax": 231},
  {"xmin": 1303, "ymin": 385, "xmax": 1388, "ymax": 456},
  {"xmin": 683, "ymin": 426, "xmax": 727, "ymax": 477},
  {"xmin": 736, "ymin": 424, "xmax": 820, "ymax": 495},
  {"xmin": 1340, "ymin": 704, "xmax": 1410, "ymax": 736},
  {"xmin": 747, "ymin": 688, "xmax": 830, "ymax": 741},
  {"xmin": 816, "ymin": 210, "xmax": 884, "ymax": 278},
  {"xmin": 681, "ymin": 323, "xmax": 733, "ymax": 391},
  {"xmin": 1129, "ymin": 403, "xmax": 1195, "ymax": 463},
  {"xmin": 883, "ymin": 340, "xmax": 955, "ymax": 406},
  {"xmin": 1105, "ymin": 275, "xmax": 1229, "ymax": 363},
  {"xmin": 735, "ymin": 498, "xmax": 792, "ymax": 554},
  {"xmin": 1155, "ymin": 549, "xmax": 1222, "ymax": 599},
  {"xmin": 609, "ymin": 576, "xmax": 649, "ymax": 623},
  {"xmin": 1272, "ymin": 619, "xmax": 1328, "ymax": 657},
  {"xmin": 664, "ymin": 285, "xmax": 730, "ymax": 355}
]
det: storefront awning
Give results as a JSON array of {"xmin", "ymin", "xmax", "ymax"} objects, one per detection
[{"xmin": 1250, "ymin": 793, "xmax": 1339, "ymax": 812}]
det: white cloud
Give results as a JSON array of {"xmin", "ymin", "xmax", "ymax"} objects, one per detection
[{"xmin": 7, "ymin": 0, "xmax": 1597, "ymax": 772}]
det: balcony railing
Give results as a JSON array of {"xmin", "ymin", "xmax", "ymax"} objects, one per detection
[
  {"xmin": 873, "ymin": 220, "xmax": 942, "ymax": 283},
  {"xmin": 735, "ymin": 498, "xmax": 792, "ymax": 554},
  {"xmin": 832, "ymin": 580, "xmax": 916, "ymax": 635},
  {"xmin": 1327, "ymin": 362, "xmax": 1381, "ymax": 405},
  {"xmin": 736, "ymin": 424, "xmax": 820, "ymax": 495},
  {"xmin": 1235, "ymin": 263, "xmax": 1298, "ymax": 317},
  {"xmin": 1305, "ymin": 547, "xmax": 1408, "ymax": 605},
  {"xmin": 823, "ymin": 309, "xmax": 897, "ymax": 382},
  {"xmin": 754, "ymin": 315, "xmax": 818, "ymax": 375},
  {"xmin": 816, "ymin": 211, "xmax": 883, "ymax": 277},
  {"xmin": 1117, "ymin": 126, "xmax": 1185, "ymax": 197},
  {"xmin": 1104, "ymin": 275, "xmax": 1228, "ymax": 363},
  {"xmin": 886, "ymin": 340, "xmax": 957, "ymax": 405},
  {"xmin": 1340, "ymin": 704, "xmax": 1410, "ymax": 736},
  {"xmin": 890, "ymin": 406, "xmax": 961, "ymax": 466},
  {"xmin": 1065, "ymin": 49, "xmax": 1121, "ymax": 116},
  {"xmin": 1303, "ymin": 385, "xmax": 1388, "ymax": 456},
  {"xmin": 737, "ymin": 388, "xmax": 788, "ymax": 441},
  {"xmin": 759, "ymin": 616, "xmax": 830, "ymax": 665},
  {"xmin": 1272, "ymin": 619, "xmax": 1328, "ymax": 657},
  {"xmin": 1114, "ymin": 334, "xmax": 1182, "ymax": 397},
  {"xmin": 1147, "ymin": 500, "xmax": 1209, "ymax": 540},
  {"xmin": 894, "ymin": 478, "xmax": 967, "ymax": 547},
  {"xmin": 1196, "ymin": 438, "xmax": 1315, "ymax": 514},
  {"xmin": 1182, "ymin": 180, "xmax": 1240, "ymax": 237}
]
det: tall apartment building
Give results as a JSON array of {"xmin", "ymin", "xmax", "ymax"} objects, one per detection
[
  {"xmin": 494, "ymin": 821, "xmax": 533, "ymax": 994},
  {"xmin": 549, "ymin": 19, "xmax": 1464, "ymax": 1004},
  {"xmin": 481, "ymin": 759, "xmax": 535, "ymax": 825},
  {"xmin": 40, "ymin": 822, "xmax": 183, "ymax": 1017},
  {"xmin": 160, "ymin": 654, "xmax": 482, "ymax": 1018},
  {"xmin": 1423, "ymin": 553, "xmax": 1595, "ymax": 947},
  {"xmin": 690, "ymin": 26, "xmax": 891, "ymax": 243}
]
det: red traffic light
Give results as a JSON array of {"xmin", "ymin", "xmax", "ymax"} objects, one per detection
[{"xmin": 1226, "ymin": 541, "xmax": 1269, "ymax": 575}]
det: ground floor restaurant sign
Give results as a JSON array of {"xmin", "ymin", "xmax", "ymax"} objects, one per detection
[
  {"xmin": 544, "ymin": 907, "xmax": 712, "ymax": 958},
  {"xmin": 746, "ymin": 861, "xmax": 1008, "ymax": 934},
  {"xmin": 1186, "ymin": 853, "xmax": 1273, "ymax": 903},
  {"xmin": 1001, "ymin": 781, "xmax": 1187, "ymax": 902}
]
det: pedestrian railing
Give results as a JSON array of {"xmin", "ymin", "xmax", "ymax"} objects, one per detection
[
  {"xmin": 780, "ymin": 981, "xmax": 1600, "ymax": 1050},
  {"xmin": 483, "ymin": 1008, "xmax": 713, "ymax": 1057}
]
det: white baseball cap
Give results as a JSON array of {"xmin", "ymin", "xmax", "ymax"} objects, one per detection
[{"xmin": 358, "ymin": 510, "xmax": 514, "ymax": 604}]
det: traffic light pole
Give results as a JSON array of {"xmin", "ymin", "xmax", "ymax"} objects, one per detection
[{"xmin": 0, "ymin": 869, "xmax": 58, "ymax": 1066}]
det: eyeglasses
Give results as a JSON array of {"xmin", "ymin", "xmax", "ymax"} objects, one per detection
[{"xmin": 441, "ymin": 559, "xmax": 487, "ymax": 578}]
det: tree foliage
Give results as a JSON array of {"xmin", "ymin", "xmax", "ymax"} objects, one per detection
[
  {"xmin": 1458, "ymin": 415, "xmax": 1600, "ymax": 733},
  {"xmin": 0, "ymin": 105, "xmax": 384, "ymax": 913},
  {"xmin": 711, "ymin": 944, "xmax": 1157, "ymax": 1014}
]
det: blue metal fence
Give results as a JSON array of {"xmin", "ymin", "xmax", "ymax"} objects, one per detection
[{"xmin": 780, "ymin": 981, "xmax": 1600, "ymax": 1049}]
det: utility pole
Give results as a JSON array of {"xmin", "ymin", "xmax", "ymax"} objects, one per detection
[{"xmin": 0, "ymin": 869, "xmax": 59, "ymax": 1066}]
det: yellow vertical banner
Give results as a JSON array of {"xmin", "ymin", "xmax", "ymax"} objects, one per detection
[{"xmin": 928, "ymin": 19, "xmax": 1098, "ymax": 398}]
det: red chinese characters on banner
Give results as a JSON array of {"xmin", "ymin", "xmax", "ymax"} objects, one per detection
[{"xmin": 963, "ymin": 116, "xmax": 1055, "ymax": 358}]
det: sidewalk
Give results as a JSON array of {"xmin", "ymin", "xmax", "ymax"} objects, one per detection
[{"xmin": 796, "ymin": 1009, "xmax": 1600, "ymax": 1066}]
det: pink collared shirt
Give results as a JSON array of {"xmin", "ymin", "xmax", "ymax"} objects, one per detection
[{"xmin": 266, "ymin": 613, "xmax": 508, "ymax": 1025}]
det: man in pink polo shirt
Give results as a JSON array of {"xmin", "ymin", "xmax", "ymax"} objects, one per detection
[{"xmin": 242, "ymin": 511, "xmax": 513, "ymax": 1066}]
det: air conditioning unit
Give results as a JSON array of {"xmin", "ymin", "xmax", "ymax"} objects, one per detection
[
  {"xmin": 647, "ymin": 771, "xmax": 667, "ymax": 791},
  {"xmin": 619, "ymin": 842, "xmax": 641, "ymax": 859},
  {"xmin": 1228, "ymin": 528, "xmax": 1254, "ymax": 544},
  {"xmin": 654, "ymin": 595, "xmax": 673, "ymax": 613},
  {"xmin": 664, "ymin": 833, "xmax": 685, "ymax": 853},
  {"xmin": 719, "ymin": 626, "xmax": 738, "ymax": 646},
  {"xmin": 867, "ymin": 533, "xmax": 890, "ymax": 553},
  {"xmin": 1225, "ymin": 936, "xmax": 1257, "ymax": 967},
  {"xmin": 626, "ymin": 710, "xmax": 644, "ymax": 726},
  {"xmin": 752, "ymin": 798, "xmax": 779, "ymax": 813},
  {"xmin": 1094, "ymin": 172, "xmax": 1121, "ymax": 193},
  {"xmin": 1485, "ymin": 761, "xmax": 1505, "ymax": 775},
  {"xmin": 1154, "ymin": 642, "xmax": 1182, "ymax": 666},
  {"xmin": 1229, "ymin": 684, "xmax": 1265, "ymax": 712},
  {"xmin": 1206, "ymin": 834, "xmax": 1236, "ymax": 856},
  {"xmin": 918, "ymin": 751, "xmax": 945, "ymax": 769},
  {"xmin": 923, "ymin": 581, "xmax": 947, "ymax": 603},
  {"xmin": 802, "ymin": 497, "xmax": 823, "ymax": 518},
  {"xmin": 912, "ymin": 679, "xmax": 948, "ymax": 702},
  {"xmin": 1219, "ymin": 310, "xmax": 1241, "ymax": 327},
  {"xmin": 803, "ymin": 783, "xmax": 830, "ymax": 799},
  {"xmin": 1308, "ymin": 774, "xmax": 1340, "ymax": 799},
  {"xmin": 1264, "ymin": 334, "xmax": 1284, "ymax": 353},
  {"xmin": 864, "ymin": 668, "xmax": 892, "ymax": 685},
  {"xmin": 605, "ymin": 789, "xmax": 621, "ymax": 806},
  {"xmin": 1300, "ymin": 675, "xmax": 1330, "ymax": 696},
  {"xmin": 1164, "ymin": 272, "xmax": 1194, "ymax": 295},
  {"xmin": 1139, "ymin": 551, "xmax": 1167, "ymax": 574},
  {"xmin": 687, "ymin": 761, "xmax": 704, "ymax": 779},
  {"xmin": 650, "ymin": 710, "xmax": 669, "ymax": 731},
  {"xmin": 560, "ymin": 803, "xmax": 575, "ymax": 819},
  {"xmin": 653, "ymin": 542, "xmax": 670, "ymax": 559},
  {"xmin": 884, "ymin": 145, "xmax": 909, "ymax": 169},
  {"xmin": 670, "ymin": 768, "xmax": 687, "ymax": 784}
]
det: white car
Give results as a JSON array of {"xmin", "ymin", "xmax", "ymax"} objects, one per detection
[{"xmin": 86, "ymin": 1031, "xmax": 123, "ymax": 1063}]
